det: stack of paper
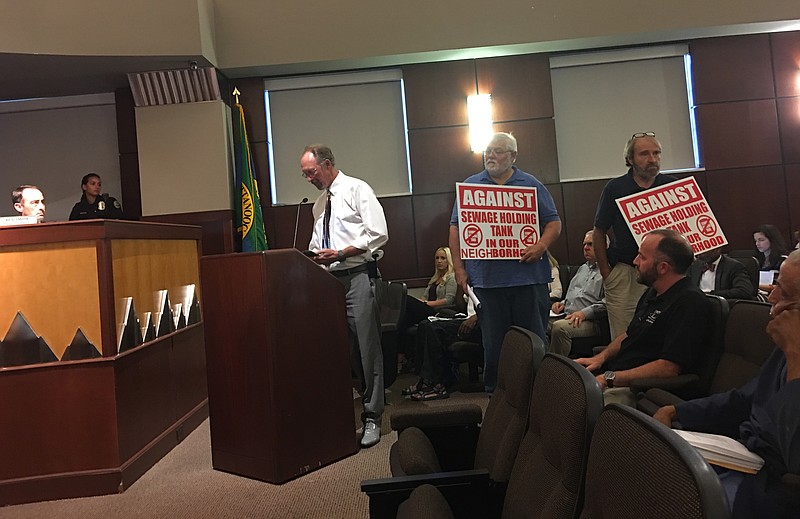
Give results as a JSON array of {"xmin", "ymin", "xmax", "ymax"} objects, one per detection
[
  {"xmin": 116, "ymin": 297, "xmax": 143, "ymax": 352},
  {"xmin": 673, "ymin": 430, "xmax": 764, "ymax": 474},
  {"xmin": 153, "ymin": 289, "xmax": 175, "ymax": 337},
  {"xmin": 759, "ymin": 270, "xmax": 779, "ymax": 287},
  {"xmin": 179, "ymin": 284, "xmax": 201, "ymax": 324}
]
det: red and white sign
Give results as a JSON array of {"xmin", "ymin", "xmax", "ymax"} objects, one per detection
[
  {"xmin": 456, "ymin": 183, "xmax": 539, "ymax": 260},
  {"xmin": 615, "ymin": 177, "xmax": 728, "ymax": 255}
]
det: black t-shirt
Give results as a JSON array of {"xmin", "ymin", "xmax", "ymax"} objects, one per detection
[
  {"xmin": 594, "ymin": 169, "xmax": 677, "ymax": 266},
  {"xmin": 609, "ymin": 277, "xmax": 711, "ymax": 372}
]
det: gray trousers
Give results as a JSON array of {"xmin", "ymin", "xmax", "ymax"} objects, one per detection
[{"xmin": 339, "ymin": 270, "xmax": 384, "ymax": 422}]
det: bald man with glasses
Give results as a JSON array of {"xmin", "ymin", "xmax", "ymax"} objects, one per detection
[{"xmin": 592, "ymin": 132, "xmax": 678, "ymax": 341}]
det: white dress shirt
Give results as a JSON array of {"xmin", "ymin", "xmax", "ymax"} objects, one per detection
[
  {"xmin": 699, "ymin": 255, "xmax": 722, "ymax": 293},
  {"xmin": 309, "ymin": 170, "xmax": 388, "ymax": 270}
]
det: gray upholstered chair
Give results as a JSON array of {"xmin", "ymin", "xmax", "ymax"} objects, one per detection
[
  {"xmin": 392, "ymin": 353, "xmax": 605, "ymax": 519},
  {"xmin": 579, "ymin": 404, "xmax": 730, "ymax": 519},
  {"xmin": 375, "ymin": 279, "xmax": 407, "ymax": 388},
  {"xmin": 397, "ymin": 484, "xmax": 454, "ymax": 519},
  {"xmin": 361, "ymin": 326, "xmax": 544, "ymax": 519}
]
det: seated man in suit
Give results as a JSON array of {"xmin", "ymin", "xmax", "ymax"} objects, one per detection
[
  {"xmin": 575, "ymin": 229, "xmax": 712, "ymax": 407},
  {"xmin": 549, "ymin": 230, "xmax": 606, "ymax": 356},
  {"xmin": 654, "ymin": 249, "xmax": 800, "ymax": 518},
  {"xmin": 688, "ymin": 246, "xmax": 756, "ymax": 300}
]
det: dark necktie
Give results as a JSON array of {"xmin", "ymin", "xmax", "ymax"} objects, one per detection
[
  {"xmin": 322, "ymin": 190, "xmax": 331, "ymax": 249},
  {"xmin": 702, "ymin": 262, "xmax": 716, "ymax": 273}
]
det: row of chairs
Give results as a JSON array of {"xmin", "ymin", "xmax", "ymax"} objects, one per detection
[
  {"xmin": 361, "ymin": 326, "xmax": 730, "ymax": 518},
  {"xmin": 381, "ymin": 271, "xmax": 772, "ymax": 402},
  {"xmin": 395, "ymin": 403, "xmax": 729, "ymax": 519},
  {"xmin": 385, "ymin": 249, "xmax": 765, "ymax": 389}
]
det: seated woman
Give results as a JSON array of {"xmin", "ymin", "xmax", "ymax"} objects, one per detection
[
  {"xmin": 403, "ymin": 294, "xmax": 481, "ymax": 401},
  {"xmin": 754, "ymin": 224, "xmax": 788, "ymax": 293},
  {"xmin": 398, "ymin": 247, "xmax": 457, "ymax": 375},
  {"xmin": 409, "ymin": 247, "xmax": 457, "ymax": 317},
  {"xmin": 68, "ymin": 173, "xmax": 124, "ymax": 220}
]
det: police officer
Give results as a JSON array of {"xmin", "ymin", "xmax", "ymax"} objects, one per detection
[{"xmin": 68, "ymin": 173, "xmax": 124, "ymax": 220}]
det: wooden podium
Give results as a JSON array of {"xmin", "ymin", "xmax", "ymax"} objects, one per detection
[
  {"xmin": 0, "ymin": 220, "xmax": 208, "ymax": 506},
  {"xmin": 201, "ymin": 249, "xmax": 358, "ymax": 484}
]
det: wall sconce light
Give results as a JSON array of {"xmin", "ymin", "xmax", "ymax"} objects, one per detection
[{"xmin": 467, "ymin": 94, "xmax": 493, "ymax": 152}]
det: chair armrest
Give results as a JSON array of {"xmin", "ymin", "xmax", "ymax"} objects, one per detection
[
  {"xmin": 643, "ymin": 388, "xmax": 687, "ymax": 408},
  {"xmin": 362, "ymin": 469, "xmax": 491, "ymax": 519},
  {"xmin": 636, "ymin": 388, "xmax": 686, "ymax": 423},
  {"xmin": 390, "ymin": 404, "xmax": 483, "ymax": 432},
  {"xmin": 781, "ymin": 473, "xmax": 800, "ymax": 490},
  {"xmin": 628, "ymin": 374, "xmax": 700, "ymax": 395}
]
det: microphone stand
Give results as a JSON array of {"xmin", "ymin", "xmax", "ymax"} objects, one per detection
[{"xmin": 292, "ymin": 197, "xmax": 308, "ymax": 249}]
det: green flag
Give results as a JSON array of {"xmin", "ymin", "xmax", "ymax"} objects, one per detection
[{"xmin": 233, "ymin": 103, "xmax": 268, "ymax": 252}]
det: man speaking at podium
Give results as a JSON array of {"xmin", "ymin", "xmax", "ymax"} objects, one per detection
[{"xmin": 301, "ymin": 144, "xmax": 389, "ymax": 448}]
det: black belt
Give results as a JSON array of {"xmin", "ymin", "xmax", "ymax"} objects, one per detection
[{"xmin": 330, "ymin": 264, "xmax": 368, "ymax": 277}]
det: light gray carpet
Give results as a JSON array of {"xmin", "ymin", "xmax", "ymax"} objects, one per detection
[{"xmin": 1, "ymin": 374, "xmax": 489, "ymax": 518}]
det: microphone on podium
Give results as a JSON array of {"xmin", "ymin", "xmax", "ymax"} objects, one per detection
[{"xmin": 292, "ymin": 197, "xmax": 309, "ymax": 249}]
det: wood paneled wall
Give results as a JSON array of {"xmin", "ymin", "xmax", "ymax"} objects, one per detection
[
  {"xmin": 121, "ymin": 30, "xmax": 800, "ymax": 281},
  {"xmin": 240, "ymin": 54, "xmax": 567, "ymax": 285},
  {"xmin": 692, "ymin": 32, "xmax": 800, "ymax": 250}
]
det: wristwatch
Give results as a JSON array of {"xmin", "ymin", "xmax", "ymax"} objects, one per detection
[
  {"xmin": 337, "ymin": 250, "xmax": 346, "ymax": 262},
  {"xmin": 603, "ymin": 370, "xmax": 616, "ymax": 388}
]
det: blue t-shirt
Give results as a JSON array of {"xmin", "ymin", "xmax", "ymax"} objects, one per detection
[
  {"xmin": 450, "ymin": 167, "xmax": 560, "ymax": 288},
  {"xmin": 594, "ymin": 169, "xmax": 677, "ymax": 266}
]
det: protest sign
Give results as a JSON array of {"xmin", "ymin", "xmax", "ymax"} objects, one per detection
[
  {"xmin": 456, "ymin": 183, "xmax": 539, "ymax": 260},
  {"xmin": 616, "ymin": 177, "xmax": 727, "ymax": 254}
]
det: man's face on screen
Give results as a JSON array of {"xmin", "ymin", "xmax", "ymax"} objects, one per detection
[{"xmin": 15, "ymin": 188, "xmax": 46, "ymax": 222}]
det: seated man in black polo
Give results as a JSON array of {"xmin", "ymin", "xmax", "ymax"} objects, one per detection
[
  {"xmin": 688, "ymin": 246, "xmax": 756, "ymax": 300},
  {"xmin": 575, "ymin": 228, "xmax": 712, "ymax": 406}
]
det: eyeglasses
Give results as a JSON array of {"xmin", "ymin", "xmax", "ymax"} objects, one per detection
[
  {"xmin": 300, "ymin": 159, "xmax": 328, "ymax": 179},
  {"xmin": 484, "ymin": 148, "xmax": 513, "ymax": 156},
  {"xmin": 631, "ymin": 132, "xmax": 656, "ymax": 139}
]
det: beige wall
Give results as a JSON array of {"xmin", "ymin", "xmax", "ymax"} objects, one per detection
[
  {"xmin": 0, "ymin": 1, "xmax": 797, "ymax": 73},
  {"xmin": 136, "ymin": 101, "xmax": 232, "ymax": 216},
  {"xmin": 211, "ymin": 0, "xmax": 800, "ymax": 73},
  {"xmin": 0, "ymin": 0, "xmax": 213, "ymax": 59}
]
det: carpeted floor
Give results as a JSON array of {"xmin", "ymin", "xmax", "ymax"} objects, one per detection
[{"xmin": 0, "ymin": 373, "xmax": 489, "ymax": 519}]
